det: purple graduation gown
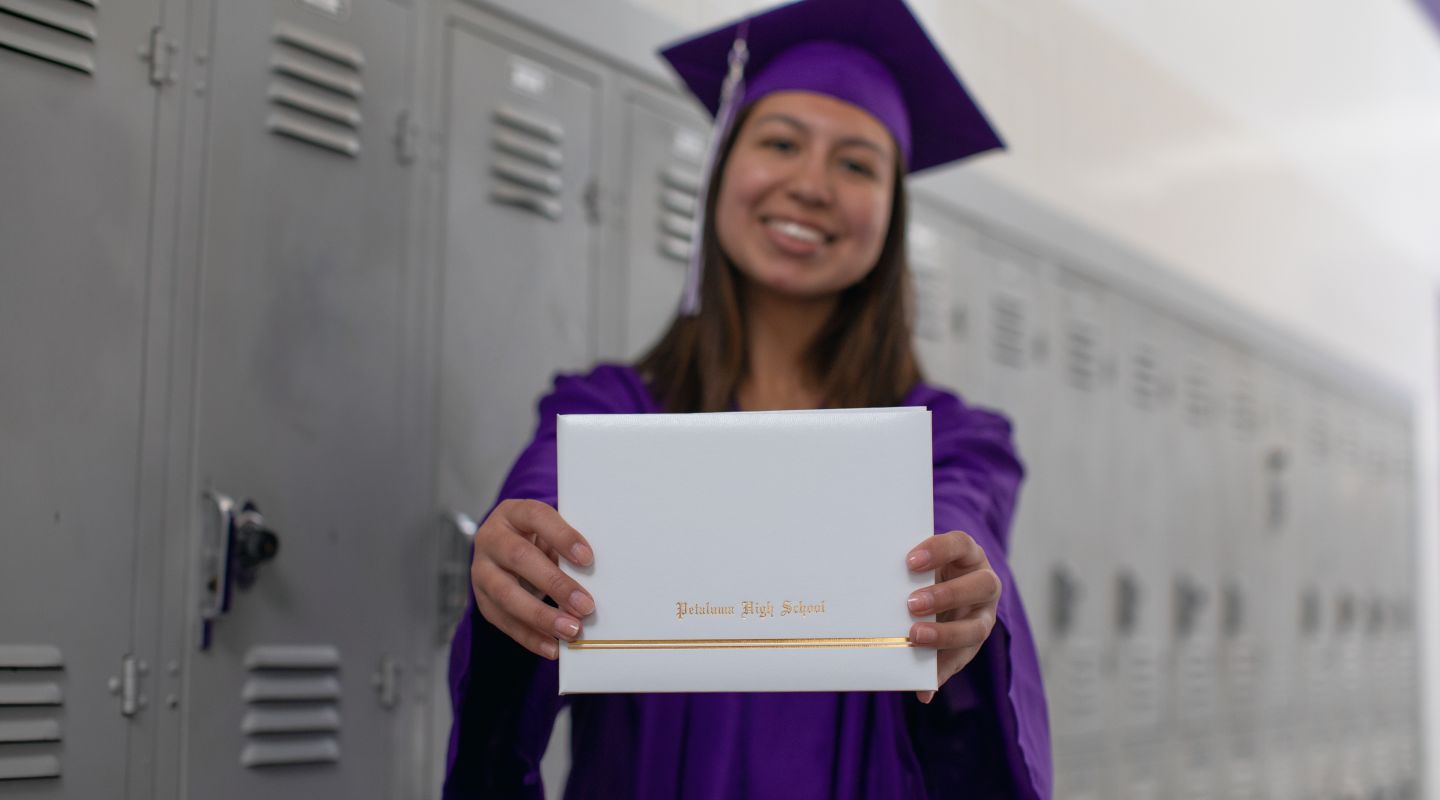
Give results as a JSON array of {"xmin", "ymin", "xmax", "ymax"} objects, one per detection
[{"xmin": 444, "ymin": 364, "xmax": 1052, "ymax": 799}]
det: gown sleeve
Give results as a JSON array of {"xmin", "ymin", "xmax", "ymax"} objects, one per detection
[
  {"xmin": 911, "ymin": 387, "xmax": 1054, "ymax": 800},
  {"xmin": 443, "ymin": 364, "xmax": 650, "ymax": 800}
]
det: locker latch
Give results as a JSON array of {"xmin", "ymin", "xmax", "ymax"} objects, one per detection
[
  {"xmin": 438, "ymin": 511, "xmax": 479, "ymax": 645},
  {"xmin": 372, "ymin": 656, "xmax": 401, "ymax": 710},
  {"xmin": 143, "ymin": 26, "xmax": 178, "ymax": 88},
  {"xmin": 108, "ymin": 655, "xmax": 146, "ymax": 718},
  {"xmin": 198, "ymin": 492, "xmax": 282, "ymax": 651}
]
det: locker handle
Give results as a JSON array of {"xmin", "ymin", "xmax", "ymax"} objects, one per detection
[
  {"xmin": 1049, "ymin": 566, "xmax": 1078, "ymax": 637},
  {"xmin": 438, "ymin": 511, "xmax": 479, "ymax": 644}
]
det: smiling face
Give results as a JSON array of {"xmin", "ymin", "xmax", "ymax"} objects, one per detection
[{"xmin": 714, "ymin": 91, "xmax": 899, "ymax": 303}]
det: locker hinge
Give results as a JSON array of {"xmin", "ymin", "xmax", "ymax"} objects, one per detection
[
  {"xmin": 394, "ymin": 109, "xmax": 421, "ymax": 165},
  {"xmin": 371, "ymin": 656, "xmax": 401, "ymax": 710},
  {"xmin": 107, "ymin": 655, "xmax": 147, "ymax": 718},
  {"xmin": 142, "ymin": 27, "xmax": 179, "ymax": 88}
]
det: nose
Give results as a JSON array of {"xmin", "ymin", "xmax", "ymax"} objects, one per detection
[{"xmin": 785, "ymin": 150, "xmax": 834, "ymax": 208}]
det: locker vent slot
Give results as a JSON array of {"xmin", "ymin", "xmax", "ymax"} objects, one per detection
[
  {"xmin": 990, "ymin": 295, "xmax": 1026, "ymax": 369},
  {"xmin": 240, "ymin": 645, "xmax": 341, "ymax": 768},
  {"xmin": 0, "ymin": 0, "xmax": 97, "ymax": 74},
  {"xmin": 1063, "ymin": 325, "xmax": 1097, "ymax": 389},
  {"xmin": 1183, "ymin": 369, "xmax": 1215, "ymax": 426},
  {"xmin": 266, "ymin": 23, "xmax": 364, "ymax": 157},
  {"xmin": 490, "ymin": 105, "xmax": 565, "ymax": 220},
  {"xmin": 657, "ymin": 165, "xmax": 701, "ymax": 263},
  {"xmin": 0, "ymin": 644, "xmax": 63, "ymax": 781},
  {"xmin": 1130, "ymin": 346, "xmax": 1161, "ymax": 410}
]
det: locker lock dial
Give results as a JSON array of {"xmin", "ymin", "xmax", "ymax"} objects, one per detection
[{"xmin": 233, "ymin": 501, "xmax": 280, "ymax": 590}]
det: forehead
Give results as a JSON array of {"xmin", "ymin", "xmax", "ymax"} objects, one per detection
[{"xmin": 743, "ymin": 91, "xmax": 895, "ymax": 155}]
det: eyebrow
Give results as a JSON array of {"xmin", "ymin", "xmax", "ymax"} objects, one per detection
[{"xmin": 751, "ymin": 112, "xmax": 889, "ymax": 156}]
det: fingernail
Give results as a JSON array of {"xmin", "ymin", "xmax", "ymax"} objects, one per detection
[
  {"xmin": 570, "ymin": 590, "xmax": 594, "ymax": 616},
  {"xmin": 907, "ymin": 549, "xmax": 932, "ymax": 570},
  {"xmin": 542, "ymin": 641, "xmax": 558, "ymax": 660},
  {"xmin": 908, "ymin": 591, "xmax": 933, "ymax": 614},
  {"xmin": 570, "ymin": 542, "xmax": 593, "ymax": 566},
  {"xmin": 910, "ymin": 624, "xmax": 936, "ymax": 645},
  {"xmin": 920, "ymin": 691, "xmax": 935, "ymax": 704},
  {"xmin": 555, "ymin": 616, "xmax": 580, "ymax": 639}
]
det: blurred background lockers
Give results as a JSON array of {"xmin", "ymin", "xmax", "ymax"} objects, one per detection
[{"xmin": 1, "ymin": 0, "xmax": 1436, "ymax": 798}]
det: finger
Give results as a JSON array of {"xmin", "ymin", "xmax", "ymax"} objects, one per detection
[
  {"xmin": 489, "ymin": 526, "xmax": 596, "ymax": 617},
  {"xmin": 906, "ymin": 531, "xmax": 986, "ymax": 573},
  {"xmin": 909, "ymin": 611, "xmax": 994, "ymax": 650},
  {"xmin": 475, "ymin": 595, "xmax": 562, "ymax": 661},
  {"xmin": 502, "ymin": 499, "xmax": 594, "ymax": 567},
  {"xmin": 475, "ymin": 559, "xmax": 587, "ymax": 641},
  {"xmin": 916, "ymin": 690, "xmax": 935, "ymax": 705},
  {"xmin": 907, "ymin": 568, "xmax": 1002, "ymax": 616}
]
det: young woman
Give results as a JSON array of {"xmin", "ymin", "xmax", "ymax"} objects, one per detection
[{"xmin": 445, "ymin": 1, "xmax": 1051, "ymax": 797}]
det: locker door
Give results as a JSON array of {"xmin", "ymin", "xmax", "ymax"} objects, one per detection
[
  {"xmin": 1165, "ymin": 322, "xmax": 1223, "ymax": 799},
  {"xmin": 1104, "ymin": 293, "xmax": 1175, "ymax": 800},
  {"xmin": 172, "ymin": 0, "xmax": 419, "ymax": 797},
  {"xmin": 1294, "ymin": 379, "xmax": 1340, "ymax": 797},
  {"xmin": 425, "ymin": 5, "xmax": 605, "ymax": 797},
  {"xmin": 1044, "ymin": 268, "xmax": 1112, "ymax": 774},
  {"xmin": 0, "ymin": 0, "xmax": 165, "ymax": 794},
  {"xmin": 616, "ymin": 85, "xmax": 709, "ymax": 360},
  {"xmin": 906, "ymin": 208, "xmax": 958, "ymax": 390},
  {"xmin": 1215, "ymin": 342, "xmax": 1265, "ymax": 800},
  {"xmin": 1253, "ymin": 360, "xmax": 1304, "ymax": 798}
]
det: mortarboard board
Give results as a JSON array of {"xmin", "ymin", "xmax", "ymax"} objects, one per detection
[{"xmin": 658, "ymin": 0, "xmax": 1004, "ymax": 314}]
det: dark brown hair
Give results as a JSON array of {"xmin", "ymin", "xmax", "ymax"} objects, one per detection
[{"xmin": 635, "ymin": 104, "xmax": 923, "ymax": 412}]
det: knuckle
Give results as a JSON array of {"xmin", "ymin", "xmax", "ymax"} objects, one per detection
[
  {"xmin": 979, "ymin": 569, "xmax": 1003, "ymax": 600},
  {"xmin": 529, "ymin": 598, "xmax": 553, "ymax": 631},
  {"xmin": 544, "ymin": 570, "xmax": 571, "ymax": 602},
  {"xmin": 502, "ymin": 537, "xmax": 532, "ymax": 569}
]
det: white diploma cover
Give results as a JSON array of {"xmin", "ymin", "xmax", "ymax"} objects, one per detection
[{"xmin": 557, "ymin": 407, "xmax": 937, "ymax": 694}]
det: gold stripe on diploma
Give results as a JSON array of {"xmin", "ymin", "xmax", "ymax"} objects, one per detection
[{"xmin": 566, "ymin": 637, "xmax": 914, "ymax": 651}]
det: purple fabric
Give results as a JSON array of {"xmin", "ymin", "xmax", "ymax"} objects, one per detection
[
  {"xmin": 741, "ymin": 41, "xmax": 912, "ymax": 164},
  {"xmin": 444, "ymin": 364, "xmax": 1052, "ymax": 799}
]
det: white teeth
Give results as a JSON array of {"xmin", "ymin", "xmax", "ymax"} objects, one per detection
[{"xmin": 766, "ymin": 218, "xmax": 825, "ymax": 244}]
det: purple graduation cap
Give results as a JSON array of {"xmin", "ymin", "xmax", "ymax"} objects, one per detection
[{"xmin": 659, "ymin": 0, "xmax": 1005, "ymax": 314}]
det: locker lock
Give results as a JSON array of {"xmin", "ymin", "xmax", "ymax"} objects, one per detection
[
  {"xmin": 1049, "ymin": 566, "xmax": 1079, "ymax": 637},
  {"xmin": 198, "ymin": 493, "xmax": 281, "ymax": 651},
  {"xmin": 1114, "ymin": 571, "xmax": 1140, "ymax": 636},
  {"xmin": 1221, "ymin": 582, "xmax": 1244, "ymax": 638},
  {"xmin": 1172, "ymin": 576, "xmax": 1206, "ymax": 638},
  {"xmin": 233, "ymin": 502, "xmax": 280, "ymax": 590}
]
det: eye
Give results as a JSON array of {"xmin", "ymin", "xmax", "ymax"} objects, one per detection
[
  {"xmin": 762, "ymin": 137, "xmax": 797, "ymax": 153},
  {"xmin": 841, "ymin": 158, "xmax": 877, "ymax": 178}
]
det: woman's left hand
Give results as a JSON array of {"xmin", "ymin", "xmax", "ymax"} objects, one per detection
[{"xmin": 905, "ymin": 530, "xmax": 1003, "ymax": 704}]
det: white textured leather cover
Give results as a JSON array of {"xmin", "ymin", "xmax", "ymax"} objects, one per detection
[{"xmin": 557, "ymin": 407, "xmax": 936, "ymax": 694}]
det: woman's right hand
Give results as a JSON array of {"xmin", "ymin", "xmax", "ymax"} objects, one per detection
[{"xmin": 470, "ymin": 499, "xmax": 596, "ymax": 660}]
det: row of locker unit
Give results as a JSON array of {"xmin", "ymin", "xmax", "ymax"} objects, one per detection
[
  {"xmin": 907, "ymin": 198, "xmax": 1420, "ymax": 800},
  {"xmin": 0, "ymin": 1, "xmax": 1418, "ymax": 800}
]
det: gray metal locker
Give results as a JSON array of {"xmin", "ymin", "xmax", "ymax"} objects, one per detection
[
  {"xmin": 423, "ymin": 3, "xmax": 608, "ymax": 796},
  {"xmin": 0, "ymin": 0, "xmax": 167, "ymax": 793},
  {"xmin": 906, "ymin": 210, "xmax": 960, "ymax": 391},
  {"xmin": 1164, "ymin": 321, "xmax": 1224, "ymax": 799},
  {"xmin": 615, "ymin": 84, "xmax": 709, "ymax": 360},
  {"xmin": 1043, "ymin": 267, "xmax": 1112, "ymax": 780},
  {"xmin": 1252, "ymin": 360, "xmax": 1305, "ymax": 799},
  {"xmin": 1103, "ymin": 292, "xmax": 1177, "ymax": 800},
  {"xmin": 157, "ymin": 0, "xmax": 423, "ymax": 797},
  {"xmin": 1214, "ymin": 341, "xmax": 1266, "ymax": 800}
]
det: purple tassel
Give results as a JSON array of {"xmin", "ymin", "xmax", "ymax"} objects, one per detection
[{"xmin": 679, "ymin": 23, "xmax": 750, "ymax": 317}]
